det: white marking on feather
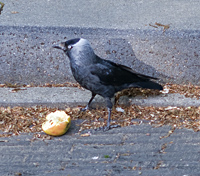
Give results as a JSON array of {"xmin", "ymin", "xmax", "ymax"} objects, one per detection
[
  {"xmin": 69, "ymin": 38, "xmax": 95, "ymax": 65},
  {"xmin": 72, "ymin": 38, "xmax": 90, "ymax": 47}
]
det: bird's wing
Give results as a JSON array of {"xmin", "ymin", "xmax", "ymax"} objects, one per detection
[
  {"xmin": 115, "ymin": 63, "xmax": 158, "ymax": 80},
  {"xmin": 90, "ymin": 57, "xmax": 157, "ymax": 86}
]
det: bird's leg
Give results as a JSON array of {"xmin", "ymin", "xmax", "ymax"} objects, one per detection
[
  {"xmin": 103, "ymin": 98, "xmax": 121, "ymax": 131},
  {"xmin": 106, "ymin": 107, "xmax": 112, "ymax": 129},
  {"xmin": 81, "ymin": 93, "xmax": 96, "ymax": 111}
]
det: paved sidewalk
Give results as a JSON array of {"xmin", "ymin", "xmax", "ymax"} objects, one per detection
[
  {"xmin": 1, "ymin": 82, "xmax": 199, "ymax": 175},
  {"xmin": 1, "ymin": 123, "xmax": 200, "ymax": 176},
  {"xmin": 0, "ymin": 87, "xmax": 199, "ymax": 176}
]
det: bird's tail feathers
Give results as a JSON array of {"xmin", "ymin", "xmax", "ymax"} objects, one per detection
[{"xmin": 130, "ymin": 81, "xmax": 163, "ymax": 90}]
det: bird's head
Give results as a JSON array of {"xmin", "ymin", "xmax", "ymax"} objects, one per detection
[
  {"xmin": 53, "ymin": 38, "xmax": 93, "ymax": 53},
  {"xmin": 52, "ymin": 38, "xmax": 96, "ymax": 63},
  {"xmin": 52, "ymin": 38, "xmax": 80, "ymax": 52}
]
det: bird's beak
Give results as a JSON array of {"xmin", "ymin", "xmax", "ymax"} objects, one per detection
[{"xmin": 52, "ymin": 42, "xmax": 67, "ymax": 51}]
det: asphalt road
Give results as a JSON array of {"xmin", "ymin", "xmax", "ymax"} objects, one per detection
[
  {"xmin": 0, "ymin": 1, "xmax": 200, "ymax": 175},
  {"xmin": 1, "ymin": 0, "xmax": 200, "ymax": 30},
  {"xmin": 0, "ymin": 0, "xmax": 200, "ymax": 85}
]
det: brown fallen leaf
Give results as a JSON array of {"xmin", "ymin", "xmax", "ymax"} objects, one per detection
[
  {"xmin": 149, "ymin": 24, "xmax": 158, "ymax": 28},
  {"xmin": 11, "ymin": 11, "xmax": 19, "ymax": 14},
  {"xmin": 155, "ymin": 22, "xmax": 170, "ymax": 32},
  {"xmin": 11, "ymin": 88, "xmax": 27, "ymax": 93},
  {"xmin": 80, "ymin": 132, "xmax": 91, "ymax": 137},
  {"xmin": 0, "ymin": 2, "xmax": 4, "ymax": 14},
  {"xmin": 149, "ymin": 22, "xmax": 170, "ymax": 32}
]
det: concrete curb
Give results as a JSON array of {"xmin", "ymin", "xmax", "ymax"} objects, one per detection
[{"xmin": 0, "ymin": 87, "xmax": 199, "ymax": 108}]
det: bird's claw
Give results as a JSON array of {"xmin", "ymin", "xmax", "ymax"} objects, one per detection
[
  {"xmin": 95, "ymin": 124, "xmax": 121, "ymax": 131},
  {"xmin": 80, "ymin": 105, "xmax": 89, "ymax": 112},
  {"xmin": 109, "ymin": 124, "xmax": 121, "ymax": 129},
  {"xmin": 80, "ymin": 107, "xmax": 87, "ymax": 112}
]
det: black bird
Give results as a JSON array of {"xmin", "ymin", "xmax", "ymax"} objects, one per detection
[{"xmin": 53, "ymin": 38, "xmax": 163, "ymax": 130}]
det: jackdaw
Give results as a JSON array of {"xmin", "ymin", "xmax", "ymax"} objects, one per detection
[{"xmin": 53, "ymin": 38, "xmax": 163, "ymax": 130}]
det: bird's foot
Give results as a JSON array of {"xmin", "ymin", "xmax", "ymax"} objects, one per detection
[
  {"xmin": 95, "ymin": 124, "xmax": 121, "ymax": 131},
  {"xmin": 80, "ymin": 107, "xmax": 87, "ymax": 112},
  {"xmin": 80, "ymin": 105, "xmax": 89, "ymax": 112}
]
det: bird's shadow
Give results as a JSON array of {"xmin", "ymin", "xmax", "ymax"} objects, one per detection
[
  {"xmin": 92, "ymin": 37, "xmax": 171, "ymax": 84},
  {"xmin": 90, "ymin": 37, "xmax": 168, "ymax": 106},
  {"xmin": 114, "ymin": 87, "xmax": 162, "ymax": 106}
]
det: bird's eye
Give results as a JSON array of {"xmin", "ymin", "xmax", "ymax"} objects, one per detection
[{"xmin": 68, "ymin": 45, "xmax": 73, "ymax": 50}]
